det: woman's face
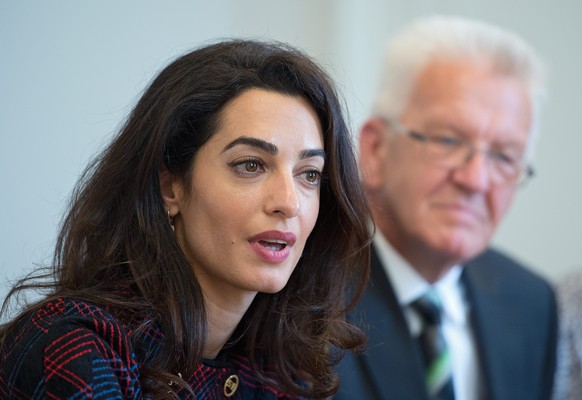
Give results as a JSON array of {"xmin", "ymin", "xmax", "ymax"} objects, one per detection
[{"xmin": 164, "ymin": 88, "xmax": 325, "ymax": 308}]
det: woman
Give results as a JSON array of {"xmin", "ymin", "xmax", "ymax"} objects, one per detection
[{"xmin": 0, "ymin": 39, "xmax": 371, "ymax": 399}]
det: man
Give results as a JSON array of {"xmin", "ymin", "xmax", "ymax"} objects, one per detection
[{"xmin": 336, "ymin": 16, "xmax": 557, "ymax": 400}]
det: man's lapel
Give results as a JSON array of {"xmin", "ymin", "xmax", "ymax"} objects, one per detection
[
  {"xmin": 355, "ymin": 248, "xmax": 428, "ymax": 400},
  {"xmin": 463, "ymin": 255, "xmax": 522, "ymax": 400}
]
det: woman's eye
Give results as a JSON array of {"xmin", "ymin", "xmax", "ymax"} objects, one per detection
[
  {"xmin": 230, "ymin": 158, "xmax": 265, "ymax": 176},
  {"xmin": 244, "ymin": 160, "xmax": 259, "ymax": 173},
  {"xmin": 301, "ymin": 170, "xmax": 322, "ymax": 186}
]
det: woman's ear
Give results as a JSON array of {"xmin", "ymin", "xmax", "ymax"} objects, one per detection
[
  {"xmin": 359, "ymin": 117, "xmax": 389, "ymax": 192},
  {"xmin": 159, "ymin": 167, "xmax": 181, "ymax": 215}
]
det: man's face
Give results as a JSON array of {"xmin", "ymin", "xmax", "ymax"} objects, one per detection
[{"xmin": 362, "ymin": 59, "xmax": 532, "ymax": 276}]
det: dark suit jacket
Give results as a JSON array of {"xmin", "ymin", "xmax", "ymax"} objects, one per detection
[{"xmin": 335, "ymin": 247, "xmax": 558, "ymax": 400}]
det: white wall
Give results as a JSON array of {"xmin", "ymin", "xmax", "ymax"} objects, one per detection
[{"xmin": 1, "ymin": 1, "xmax": 580, "ymax": 303}]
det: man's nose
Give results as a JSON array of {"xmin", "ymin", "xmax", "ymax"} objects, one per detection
[{"xmin": 451, "ymin": 149, "xmax": 491, "ymax": 192}]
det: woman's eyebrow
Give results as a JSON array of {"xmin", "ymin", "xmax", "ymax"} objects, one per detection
[
  {"xmin": 300, "ymin": 149, "xmax": 326, "ymax": 160},
  {"xmin": 222, "ymin": 136, "xmax": 278, "ymax": 155},
  {"xmin": 223, "ymin": 136, "xmax": 325, "ymax": 160}
]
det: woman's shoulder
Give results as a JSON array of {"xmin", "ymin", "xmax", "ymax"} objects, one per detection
[
  {"xmin": 3, "ymin": 297, "xmax": 135, "ymax": 347},
  {"xmin": 27, "ymin": 296, "xmax": 125, "ymax": 324},
  {"xmin": 0, "ymin": 297, "xmax": 148, "ymax": 399}
]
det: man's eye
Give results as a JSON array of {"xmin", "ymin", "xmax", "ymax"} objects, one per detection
[
  {"xmin": 491, "ymin": 150, "xmax": 518, "ymax": 165},
  {"xmin": 432, "ymin": 135, "xmax": 463, "ymax": 148}
]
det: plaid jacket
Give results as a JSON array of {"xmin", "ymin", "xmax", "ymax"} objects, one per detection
[{"xmin": 0, "ymin": 298, "xmax": 303, "ymax": 399}]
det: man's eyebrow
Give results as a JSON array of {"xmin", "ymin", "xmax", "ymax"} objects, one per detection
[{"xmin": 222, "ymin": 136, "xmax": 278, "ymax": 155}]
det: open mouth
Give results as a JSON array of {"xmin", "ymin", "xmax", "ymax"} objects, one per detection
[
  {"xmin": 259, "ymin": 240, "xmax": 287, "ymax": 251},
  {"xmin": 249, "ymin": 231, "xmax": 295, "ymax": 264}
]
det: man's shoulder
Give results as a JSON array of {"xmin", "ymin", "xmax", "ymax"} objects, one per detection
[
  {"xmin": 468, "ymin": 247, "xmax": 526, "ymax": 268},
  {"xmin": 468, "ymin": 247, "xmax": 546, "ymax": 280},
  {"xmin": 465, "ymin": 247, "xmax": 555, "ymax": 301}
]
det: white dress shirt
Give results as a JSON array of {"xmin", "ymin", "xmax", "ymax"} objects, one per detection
[{"xmin": 373, "ymin": 232, "xmax": 482, "ymax": 400}]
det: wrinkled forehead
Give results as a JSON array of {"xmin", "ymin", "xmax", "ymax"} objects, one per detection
[{"xmin": 402, "ymin": 59, "xmax": 533, "ymax": 146}]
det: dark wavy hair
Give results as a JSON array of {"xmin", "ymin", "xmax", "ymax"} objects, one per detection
[{"xmin": 0, "ymin": 39, "xmax": 371, "ymax": 398}]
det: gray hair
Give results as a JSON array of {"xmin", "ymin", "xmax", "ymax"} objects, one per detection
[{"xmin": 372, "ymin": 15, "xmax": 545, "ymax": 161}]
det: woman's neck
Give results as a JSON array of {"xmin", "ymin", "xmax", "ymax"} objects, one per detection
[{"xmin": 203, "ymin": 291, "xmax": 256, "ymax": 359}]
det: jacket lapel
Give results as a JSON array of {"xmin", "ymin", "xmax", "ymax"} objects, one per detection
[
  {"xmin": 463, "ymin": 256, "xmax": 521, "ymax": 400},
  {"xmin": 354, "ymin": 248, "xmax": 429, "ymax": 400}
]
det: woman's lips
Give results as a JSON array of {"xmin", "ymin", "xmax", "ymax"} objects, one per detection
[{"xmin": 248, "ymin": 230, "xmax": 297, "ymax": 264}]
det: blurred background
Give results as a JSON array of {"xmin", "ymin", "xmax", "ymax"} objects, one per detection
[{"xmin": 1, "ymin": 1, "xmax": 580, "ymax": 302}]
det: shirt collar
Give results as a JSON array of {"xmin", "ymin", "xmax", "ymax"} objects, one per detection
[{"xmin": 373, "ymin": 232, "xmax": 467, "ymax": 326}]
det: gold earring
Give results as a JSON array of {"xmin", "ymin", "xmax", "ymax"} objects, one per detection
[{"xmin": 167, "ymin": 210, "xmax": 175, "ymax": 232}]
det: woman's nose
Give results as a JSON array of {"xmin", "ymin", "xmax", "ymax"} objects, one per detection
[{"xmin": 265, "ymin": 172, "xmax": 300, "ymax": 218}]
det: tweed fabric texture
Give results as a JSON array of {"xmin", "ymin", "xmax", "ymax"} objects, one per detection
[{"xmin": 0, "ymin": 298, "xmax": 303, "ymax": 399}]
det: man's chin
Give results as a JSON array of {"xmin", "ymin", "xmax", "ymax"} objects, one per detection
[{"xmin": 431, "ymin": 234, "xmax": 487, "ymax": 266}]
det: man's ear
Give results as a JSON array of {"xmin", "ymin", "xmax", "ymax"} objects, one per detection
[
  {"xmin": 159, "ymin": 167, "xmax": 181, "ymax": 215},
  {"xmin": 359, "ymin": 117, "xmax": 389, "ymax": 192}
]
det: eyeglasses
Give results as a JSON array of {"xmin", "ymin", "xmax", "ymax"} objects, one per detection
[{"xmin": 391, "ymin": 123, "xmax": 534, "ymax": 186}]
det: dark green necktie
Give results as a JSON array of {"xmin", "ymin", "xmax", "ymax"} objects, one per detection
[{"xmin": 411, "ymin": 289, "xmax": 455, "ymax": 400}]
